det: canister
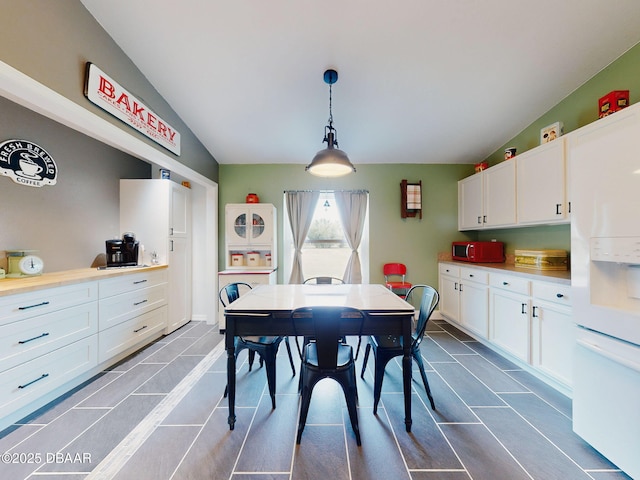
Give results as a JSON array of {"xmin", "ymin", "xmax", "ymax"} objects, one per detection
[
  {"xmin": 231, "ymin": 253, "xmax": 244, "ymax": 266},
  {"xmin": 246, "ymin": 252, "xmax": 260, "ymax": 266}
]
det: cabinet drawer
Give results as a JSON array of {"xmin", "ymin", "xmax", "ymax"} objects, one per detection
[
  {"xmin": 99, "ymin": 283, "xmax": 167, "ymax": 330},
  {"xmin": 98, "ymin": 269, "xmax": 168, "ymax": 298},
  {"xmin": 0, "ymin": 282, "xmax": 97, "ymax": 327},
  {"xmin": 0, "ymin": 336, "xmax": 97, "ymax": 418},
  {"xmin": 98, "ymin": 306, "xmax": 167, "ymax": 363},
  {"xmin": 0, "ymin": 302, "xmax": 98, "ymax": 373},
  {"xmin": 439, "ymin": 264, "xmax": 460, "ymax": 277},
  {"xmin": 460, "ymin": 267, "xmax": 488, "ymax": 284},
  {"xmin": 532, "ymin": 281, "xmax": 572, "ymax": 306},
  {"xmin": 490, "ymin": 273, "xmax": 530, "ymax": 295}
]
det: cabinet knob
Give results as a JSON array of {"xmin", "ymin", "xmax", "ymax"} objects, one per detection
[
  {"xmin": 556, "ymin": 293, "xmax": 564, "ymax": 298},
  {"xmin": 503, "ymin": 281, "xmax": 509, "ymax": 285}
]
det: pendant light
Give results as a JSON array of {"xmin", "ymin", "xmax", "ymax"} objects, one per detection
[{"xmin": 306, "ymin": 69, "xmax": 355, "ymax": 177}]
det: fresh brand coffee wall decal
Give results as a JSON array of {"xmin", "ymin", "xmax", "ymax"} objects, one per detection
[
  {"xmin": 0, "ymin": 139, "xmax": 58, "ymax": 187},
  {"xmin": 84, "ymin": 62, "xmax": 181, "ymax": 156}
]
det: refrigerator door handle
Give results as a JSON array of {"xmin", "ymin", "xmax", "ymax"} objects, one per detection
[{"xmin": 577, "ymin": 339, "xmax": 640, "ymax": 373}]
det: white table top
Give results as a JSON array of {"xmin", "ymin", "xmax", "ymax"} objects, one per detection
[{"xmin": 224, "ymin": 283, "xmax": 414, "ymax": 313}]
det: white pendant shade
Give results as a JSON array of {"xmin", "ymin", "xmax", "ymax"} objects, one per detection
[{"xmin": 306, "ymin": 147, "xmax": 356, "ymax": 177}]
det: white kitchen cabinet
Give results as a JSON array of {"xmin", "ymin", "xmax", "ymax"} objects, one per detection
[
  {"xmin": 531, "ymin": 281, "xmax": 574, "ymax": 387},
  {"xmin": 217, "ymin": 269, "xmax": 277, "ymax": 332},
  {"xmin": 458, "ymin": 160, "xmax": 516, "ymax": 230},
  {"xmin": 489, "ymin": 273, "xmax": 531, "ymax": 362},
  {"xmin": 458, "ymin": 267, "xmax": 489, "ymax": 337},
  {"xmin": 225, "ymin": 203, "xmax": 277, "ymax": 269},
  {"xmin": 98, "ymin": 269, "xmax": 168, "ymax": 363},
  {"xmin": 439, "ymin": 264, "xmax": 489, "ymax": 338},
  {"xmin": 438, "ymin": 264, "xmax": 460, "ymax": 323},
  {"xmin": 516, "ymin": 138, "xmax": 568, "ymax": 225},
  {"xmin": 120, "ymin": 179, "xmax": 192, "ymax": 333}
]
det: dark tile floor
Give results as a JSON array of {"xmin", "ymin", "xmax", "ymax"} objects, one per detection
[{"xmin": 0, "ymin": 319, "xmax": 631, "ymax": 480}]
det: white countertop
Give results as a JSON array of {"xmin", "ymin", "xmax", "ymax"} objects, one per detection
[{"xmin": 440, "ymin": 260, "xmax": 571, "ymax": 285}]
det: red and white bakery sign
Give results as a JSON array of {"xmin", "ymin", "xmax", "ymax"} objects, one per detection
[{"xmin": 84, "ymin": 63, "xmax": 180, "ymax": 155}]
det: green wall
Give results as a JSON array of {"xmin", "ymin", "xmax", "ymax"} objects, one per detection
[{"xmin": 219, "ymin": 163, "xmax": 472, "ymax": 287}]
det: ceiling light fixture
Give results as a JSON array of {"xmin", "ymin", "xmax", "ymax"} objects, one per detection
[{"xmin": 306, "ymin": 69, "xmax": 355, "ymax": 177}]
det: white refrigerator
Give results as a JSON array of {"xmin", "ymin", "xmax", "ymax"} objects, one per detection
[{"xmin": 569, "ymin": 104, "xmax": 640, "ymax": 479}]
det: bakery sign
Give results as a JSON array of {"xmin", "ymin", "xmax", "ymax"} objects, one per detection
[
  {"xmin": 84, "ymin": 62, "xmax": 181, "ymax": 155},
  {"xmin": 0, "ymin": 139, "xmax": 58, "ymax": 187}
]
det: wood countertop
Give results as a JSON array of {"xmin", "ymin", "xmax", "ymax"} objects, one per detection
[
  {"xmin": 439, "ymin": 260, "xmax": 571, "ymax": 285},
  {"xmin": 0, "ymin": 265, "xmax": 168, "ymax": 297}
]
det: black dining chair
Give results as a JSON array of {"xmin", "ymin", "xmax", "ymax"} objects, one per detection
[
  {"xmin": 360, "ymin": 284, "xmax": 439, "ymax": 413},
  {"xmin": 303, "ymin": 276, "xmax": 345, "ymax": 285},
  {"xmin": 220, "ymin": 282, "xmax": 296, "ymax": 409},
  {"xmin": 291, "ymin": 306, "xmax": 365, "ymax": 446}
]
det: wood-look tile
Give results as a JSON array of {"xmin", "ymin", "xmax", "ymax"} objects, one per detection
[
  {"xmin": 135, "ymin": 355, "xmax": 203, "ymax": 394},
  {"xmin": 439, "ymin": 423, "xmax": 532, "ymax": 480},
  {"xmin": 292, "ymin": 425, "xmax": 350, "ymax": 480},
  {"xmin": 435, "ymin": 322, "xmax": 475, "ymax": 341},
  {"xmin": 39, "ymin": 394, "xmax": 164, "ymax": 473},
  {"xmin": 78, "ymin": 363, "xmax": 164, "ymax": 408},
  {"xmin": 587, "ymin": 471, "xmax": 634, "ymax": 479},
  {"xmin": 473, "ymin": 406, "xmax": 596, "ymax": 479},
  {"xmin": 415, "ymin": 371, "xmax": 479, "ymax": 424},
  {"xmin": 183, "ymin": 330, "xmax": 224, "ymax": 355},
  {"xmin": 431, "ymin": 363, "xmax": 506, "ymax": 407},
  {"xmin": 506, "ymin": 369, "xmax": 572, "ymax": 417},
  {"xmin": 381, "ymin": 392, "xmax": 463, "ymax": 470},
  {"xmin": 301, "ymin": 378, "xmax": 346, "ymax": 425},
  {"xmin": 235, "ymin": 393, "xmax": 298, "ymax": 473},
  {"xmin": 420, "ymin": 336, "xmax": 456, "ymax": 362},
  {"xmin": 409, "ymin": 470, "xmax": 471, "ymax": 480},
  {"xmin": 161, "ymin": 371, "xmax": 226, "ymax": 425},
  {"xmin": 176, "ymin": 320, "xmax": 217, "ymax": 338},
  {"xmin": 141, "ymin": 336, "xmax": 198, "ymax": 364},
  {"xmin": 463, "ymin": 340, "xmax": 521, "ymax": 371},
  {"xmin": 112, "ymin": 425, "xmax": 201, "ymax": 480},
  {"xmin": 453, "ymin": 353, "xmax": 529, "ymax": 393},
  {"xmin": 499, "ymin": 393, "xmax": 619, "ymax": 470},
  {"xmin": 172, "ymin": 408, "xmax": 250, "ymax": 479},
  {"xmin": 428, "ymin": 331, "xmax": 478, "ymax": 355}
]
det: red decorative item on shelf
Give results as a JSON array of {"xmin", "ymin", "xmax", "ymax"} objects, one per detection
[
  {"xmin": 245, "ymin": 193, "xmax": 259, "ymax": 203},
  {"xmin": 599, "ymin": 90, "xmax": 629, "ymax": 118}
]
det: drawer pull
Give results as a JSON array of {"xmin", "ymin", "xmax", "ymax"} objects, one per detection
[
  {"xmin": 18, "ymin": 301, "xmax": 50, "ymax": 311},
  {"xmin": 469, "ymin": 274, "xmax": 474, "ymax": 278},
  {"xmin": 133, "ymin": 299, "xmax": 148, "ymax": 306},
  {"xmin": 521, "ymin": 303, "xmax": 526, "ymax": 314},
  {"xmin": 532, "ymin": 306, "xmax": 539, "ymax": 318},
  {"xmin": 503, "ymin": 281, "xmax": 509, "ymax": 286},
  {"xmin": 556, "ymin": 293, "xmax": 564, "ymax": 298},
  {"xmin": 133, "ymin": 279, "xmax": 148, "ymax": 285},
  {"xmin": 18, "ymin": 373, "xmax": 49, "ymax": 389},
  {"xmin": 18, "ymin": 332, "xmax": 50, "ymax": 344},
  {"xmin": 133, "ymin": 325, "xmax": 148, "ymax": 333}
]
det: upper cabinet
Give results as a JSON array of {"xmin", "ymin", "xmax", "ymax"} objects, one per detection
[
  {"xmin": 458, "ymin": 160, "xmax": 516, "ymax": 230},
  {"xmin": 224, "ymin": 203, "xmax": 277, "ymax": 269},
  {"xmin": 459, "ymin": 138, "xmax": 569, "ymax": 231},
  {"xmin": 516, "ymin": 138, "xmax": 568, "ymax": 225}
]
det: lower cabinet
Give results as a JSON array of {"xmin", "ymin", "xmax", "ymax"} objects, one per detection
[
  {"xmin": 0, "ymin": 267, "xmax": 169, "ymax": 430},
  {"xmin": 440, "ymin": 262, "xmax": 573, "ymax": 393}
]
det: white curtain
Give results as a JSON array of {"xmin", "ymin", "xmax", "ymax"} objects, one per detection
[
  {"xmin": 334, "ymin": 191, "xmax": 368, "ymax": 284},
  {"xmin": 286, "ymin": 191, "xmax": 320, "ymax": 284}
]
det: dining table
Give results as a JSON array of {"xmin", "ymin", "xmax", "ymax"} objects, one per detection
[{"xmin": 223, "ymin": 283, "xmax": 417, "ymax": 432}]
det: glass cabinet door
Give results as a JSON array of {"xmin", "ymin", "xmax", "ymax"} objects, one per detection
[
  {"xmin": 233, "ymin": 213, "xmax": 247, "ymax": 240},
  {"xmin": 251, "ymin": 213, "xmax": 265, "ymax": 241}
]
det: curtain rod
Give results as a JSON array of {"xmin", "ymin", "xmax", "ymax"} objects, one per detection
[{"xmin": 283, "ymin": 189, "xmax": 369, "ymax": 193}]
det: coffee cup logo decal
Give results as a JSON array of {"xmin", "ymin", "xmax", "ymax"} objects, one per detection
[{"xmin": 0, "ymin": 139, "xmax": 58, "ymax": 187}]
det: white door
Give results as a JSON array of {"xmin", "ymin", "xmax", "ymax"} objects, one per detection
[
  {"xmin": 458, "ymin": 174, "xmax": 483, "ymax": 230},
  {"xmin": 484, "ymin": 160, "xmax": 516, "ymax": 227}
]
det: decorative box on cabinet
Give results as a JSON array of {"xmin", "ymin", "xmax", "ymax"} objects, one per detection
[
  {"xmin": 217, "ymin": 269, "xmax": 277, "ymax": 332},
  {"xmin": 225, "ymin": 203, "xmax": 277, "ymax": 269},
  {"xmin": 458, "ymin": 160, "xmax": 516, "ymax": 230},
  {"xmin": 120, "ymin": 179, "xmax": 192, "ymax": 334},
  {"xmin": 516, "ymin": 138, "xmax": 569, "ymax": 225}
]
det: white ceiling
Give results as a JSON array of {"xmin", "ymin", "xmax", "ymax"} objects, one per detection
[{"xmin": 80, "ymin": 0, "xmax": 640, "ymax": 167}]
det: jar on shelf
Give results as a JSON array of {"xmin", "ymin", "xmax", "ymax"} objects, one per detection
[
  {"xmin": 231, "ymin": 253, "xmax": 244, "ymax": 266},
  {"xmin": 246, "ymin": 193, "xmax": 259, "ymax": 203}
]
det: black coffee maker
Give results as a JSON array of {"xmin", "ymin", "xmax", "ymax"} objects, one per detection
[{"xmin": 106, "ymin": 232, "xmax": 139, "ymax": 267}]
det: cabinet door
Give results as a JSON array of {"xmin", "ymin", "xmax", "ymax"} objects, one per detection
[
  {"xmin": 248, "ymin": 206, "xmax": 273, "ymax": 245},
  {"xmin": 167, "ymin": 236, "xmax": 191, "ymax": 333},
  {"xmin": 458, "ymin": 174, "xmax": 483, "ymax": 230},
  {"xmin": 459, "ymin": 281, "xmax": 488, "ymax": 338},
  {"xmin": 225, "ymin": 205, "xmax": 251, "ymax": 245},
  {"xmin": 516, "ymin": 139, "xmax": 567, "ymax": 225},
  {"xmin": 531, "ymin": 300, "xmax": 574, "ymax": 387},
  {"xmin": 484, "ymin": 160, "xmax": 516, "ymax": 227},
  {"xmin": 439, "ymin": 275, "xmax": 460, "ymax": 323},
  {"xmin": 490, "ymin": 289, "xmax": 530, "ymax": 362},
  {"xmin": 170, "ymin": 183, "xmax": 190, "ymax": 237}
]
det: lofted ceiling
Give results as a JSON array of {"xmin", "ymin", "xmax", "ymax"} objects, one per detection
[{"xmin": 80, "ymin": 0, "xmax": 640, "ymax": 167}]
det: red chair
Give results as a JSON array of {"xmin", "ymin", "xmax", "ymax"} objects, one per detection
[{"xmin": 383, "ymin": 263, "xmax": 412, "ymax": 298}]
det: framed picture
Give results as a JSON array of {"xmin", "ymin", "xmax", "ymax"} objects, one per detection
[{"xmin": 540, "ymin": 122, "xmax": 563, "ymax": 144}]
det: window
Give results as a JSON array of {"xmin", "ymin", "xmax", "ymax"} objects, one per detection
[{"xmin": 283, "ymin": 191, "xmax": 369, "ymax": 283}]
